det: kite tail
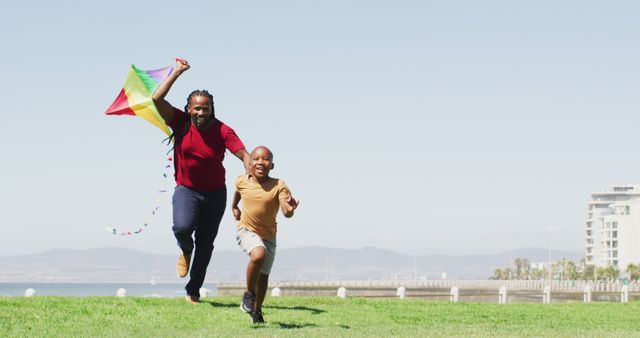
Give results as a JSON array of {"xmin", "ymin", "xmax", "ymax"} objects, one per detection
[{"xmin": 105, "ymin": 155, "xmax": 173, "ymax": 236}]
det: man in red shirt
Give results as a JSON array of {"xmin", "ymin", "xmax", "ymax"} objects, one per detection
[{"xmin": 153, "ymin": 58, "xmax": 250, "ymax": 303}]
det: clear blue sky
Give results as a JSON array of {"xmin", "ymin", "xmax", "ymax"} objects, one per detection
[{"xmin": 1, "ymin": 1, "xmax": 638, "ymax": 256}]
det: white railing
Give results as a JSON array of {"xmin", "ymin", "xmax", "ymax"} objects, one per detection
[{"xmin": 218, "ymin": 279, "xmax": 640, "ymax": 292}]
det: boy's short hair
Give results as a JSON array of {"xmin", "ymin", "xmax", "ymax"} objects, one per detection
[{"xmin": 251, "ymin": 146, "xmax": 274, "ymax": 160}]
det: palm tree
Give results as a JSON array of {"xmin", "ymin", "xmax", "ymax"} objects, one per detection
[
  {"xmin": 521, "ymin": 258, "xmax": 531, "ymax": 279},
  {"xmin": 596, "ymin": 265, "xmax": 620, "ymax": 281},
  {"xmin": 514, "ymin": 258, "xmax": 523, "ymax": 279},
  {"xmin": 491, "ymin": 268, "xmax": 513, "ymax": 280},
  {"xmin": 580, "ymin": 264, "xmax": 595, "ymax": 280},
  {"xmin": 626, "ymin": 263, "xmax": 640, "ymax": 281},
  {"xmin": 530, "ymin": 266, "xmax": 547, "ymax": 280},
  {"xmin": 558, "ymin": 259, "xmax": 578, "ymax": 280}
]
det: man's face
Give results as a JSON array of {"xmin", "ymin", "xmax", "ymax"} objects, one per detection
[{"xmin": 188, "ymin": 95, "xmax": 213, "ymax": 129}]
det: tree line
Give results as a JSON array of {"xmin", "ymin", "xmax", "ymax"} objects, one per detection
[{"xmin": 490, "ymin": 258, "xmax": 640, "ymax": 281}]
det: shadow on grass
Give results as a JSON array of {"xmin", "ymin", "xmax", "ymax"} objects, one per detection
[
  {"xmin": 253, "ymin": 322, "xmax": 319, "ymax": 330},
  {"xmin": 202, "ymin": 301, "xmax": 324, "ymax": 315},
  {"xmin": 265, "ymin": 305, "xmax": 326, "ymax": 315},
  {"xmin": 204, "ymin": 301, "xmax": 241, "ymax": 309}
]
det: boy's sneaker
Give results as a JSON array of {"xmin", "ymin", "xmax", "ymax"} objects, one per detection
[
  {"xmin": 176, "ymin": 253, "xmax": 191, "ymax": 278},
  {"xmin": 252, "ymin": 309, "xmax": 264, "ymax": 324},
  {"xmin": 240, "ymin": 291, "xmax": 255, "ymax": 313}
]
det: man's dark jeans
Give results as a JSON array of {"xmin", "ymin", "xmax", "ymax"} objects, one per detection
[{"xmin": 172, "ymin": 185, "xmax": 226, "ymax": 297}]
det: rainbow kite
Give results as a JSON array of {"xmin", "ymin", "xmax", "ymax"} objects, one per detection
[{"xmin": 105, "ymin": 64, "xmax": 173, "ymax": 137}]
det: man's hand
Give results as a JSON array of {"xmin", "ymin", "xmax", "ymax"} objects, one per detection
[
  {"xmin": 174, "ymin": 57, "xmax": 190, "ymax": 74},
  {"xmin": 233, "ymin": 149, "xmax": 251, "ymax": 174},
  {"xmin": 152, "ymin": 57, "xmax": 191, "ymax": 123},
  {"xmin": 232, "ymin": 207, "xmax": 242, "ymax": 221}
]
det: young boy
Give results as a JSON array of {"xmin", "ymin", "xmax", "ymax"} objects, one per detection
[{"xmin": 232, "ymin": 146, "xmax": 299, "ymax": 324}]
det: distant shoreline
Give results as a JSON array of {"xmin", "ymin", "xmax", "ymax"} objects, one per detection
[{"xmin": 0, "ymin": 281, "xmax": 188, "ymax": 284}]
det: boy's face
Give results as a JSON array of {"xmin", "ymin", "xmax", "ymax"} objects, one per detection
[{"xmin": 250, "ymin": 147, "xmax": 273, "ymax": 179}]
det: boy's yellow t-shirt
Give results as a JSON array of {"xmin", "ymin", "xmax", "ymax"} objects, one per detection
[{"xmin": 235, "ymin": 175, "xmax": 291, "ymax": 240}]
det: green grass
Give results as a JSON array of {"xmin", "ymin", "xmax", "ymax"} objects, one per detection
[{"xmin": 2, "ymin": 296, "xmax": 640, "ymax": 337}]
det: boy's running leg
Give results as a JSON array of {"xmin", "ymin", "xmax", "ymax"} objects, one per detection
[
  {"xmin": 255, "ymin": 273, "xmax": 269, "ymax": 311},
  {"xmin": 252, "ymin": 273, "xmax": 269, "ymax": 324},
  {"xmin": 242, "ymin": 247, "xmax": 265, "ymax": 313},
  {"xmin": 247, "ymin": 247, "xmax": 266, "ymax": 293}
]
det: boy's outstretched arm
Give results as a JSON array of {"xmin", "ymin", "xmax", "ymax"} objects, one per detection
[
  {"xmin": 280, "ymin": 195, "xmax": 299, "ymax": 218},
  {"xmin": 152, "ymin": 58, "xmax": 190, "ymax": 123},
  {"xmin": 231, "ymin": 191, "xmax": 242, "ymax": 221}
]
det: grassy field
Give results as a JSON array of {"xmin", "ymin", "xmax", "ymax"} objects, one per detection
[{"xmin": 2, "ymin": 296, "xmax": 640, "ymax": 337}]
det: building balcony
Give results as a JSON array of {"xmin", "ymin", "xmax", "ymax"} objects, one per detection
[
  {"xmin": 592, "ymin": 186, "xmax": 640, "ymax": 195},
  {"xmin": 588, "ymin": 200, "xmax": 613, "ymax": 205}
]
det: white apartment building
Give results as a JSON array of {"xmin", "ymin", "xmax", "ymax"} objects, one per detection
[{"xmin": 586, "ymin": 185, "xmax": 640, "ymax": 270}]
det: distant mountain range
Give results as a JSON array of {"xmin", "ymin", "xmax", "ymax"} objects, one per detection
[{"xmin": 0, "ymin": 247, "xmax": 583, "ymax": 282}]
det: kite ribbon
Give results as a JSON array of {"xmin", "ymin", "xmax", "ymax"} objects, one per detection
[{"xmin": 105, "ymin": 156, "xmax": 173, "ymax": 236}]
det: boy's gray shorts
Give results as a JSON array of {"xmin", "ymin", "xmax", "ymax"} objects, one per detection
[{"xmin": 236, "ymin": 226, "xmax": 277, "ymax": 274}]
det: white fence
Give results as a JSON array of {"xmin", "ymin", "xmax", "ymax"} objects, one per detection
[{"xmin": 260, "ymin": 279, "xmax": 640, "ymax": 292}]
